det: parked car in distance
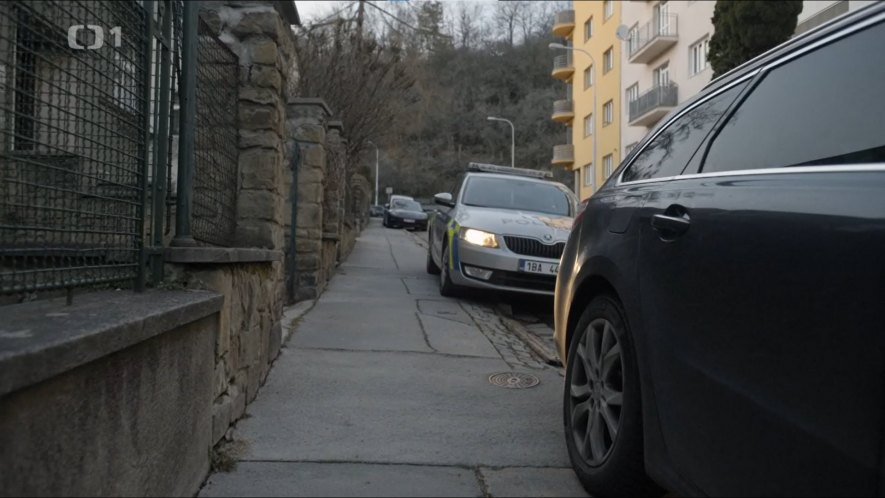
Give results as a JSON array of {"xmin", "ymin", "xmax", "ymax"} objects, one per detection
[
  {"xmin": 554, "ymin": 5, "xmax": 885, "ymax": 497},
  {"xmin": 369, "ymin": 205, "xmax": 385, "ymax": 217},
  {"xmin": 385, "ymin": 194, "xmax": 413, "ymax": 210},
  {"xmin": 426, "ymin": 162, "xmax": 576, "ymax": 297},
  {"xmin": 383, "ymin": 198, "xmax": 428, "ymax": 231}
]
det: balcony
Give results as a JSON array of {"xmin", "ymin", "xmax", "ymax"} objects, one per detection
[
  {"xmin": 552, "ymin": 10, "xmax": 575, "ymax": 37},
  {"xmin": 551, "ymin": 54, "xmax": 574, "ymax": 81},
  {"xmin": 627, "ymin": 14, "xmax": 678, "ymax": 64},
  {"xmin": 629, "ymin": 83, "xmax": 678, "ymax": 127},
  {"xmin": 551, "ymin": 144, "xmax": 575, "ymax": 168},
  {"xmin": 551, "ymin": 100, "xmax": 574, "ymax": 124}
]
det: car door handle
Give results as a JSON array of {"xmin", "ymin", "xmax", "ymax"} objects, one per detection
[{"xmin": 651, "ymin": 210, "xmax": 690, "ymax": 238}]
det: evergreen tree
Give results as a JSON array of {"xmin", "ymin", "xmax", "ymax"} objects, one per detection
[{"xmin": 708, "ymin": 1, "xmax": 803, "ymax": 78}]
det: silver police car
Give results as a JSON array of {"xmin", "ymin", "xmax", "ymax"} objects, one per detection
[{"xmin": 426, "ymin": 163, "xmax": 577, "ymax": 296}]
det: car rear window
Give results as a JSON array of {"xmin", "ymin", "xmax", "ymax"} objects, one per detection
[
  {"xmin": 392, "ymin": 200, "xmax": 421, "ymax": 211},
  {"xmin": 461, "ymin": 176, "xmax": 572, "ymax": 216}
]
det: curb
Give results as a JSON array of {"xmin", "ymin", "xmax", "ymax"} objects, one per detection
[
  {"xmin": 496, "ymin": 313, "xmax": 562, "ymax": 368},
  {"xmin": 280, "ymin": 298, "xmax": 317, "ymax": 345}
]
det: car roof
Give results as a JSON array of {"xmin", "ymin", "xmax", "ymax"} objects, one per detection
[{"xmin": 465, "ymin": 172, "xmax": 560, "ymax": 186}]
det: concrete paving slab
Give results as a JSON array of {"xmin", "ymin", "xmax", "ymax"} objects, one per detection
[
  {"xmin": 200, "ymin": 462, "xmax": 481, "ymax": 497},
  {"xmin": 231, "ymin": 349, "xmax": 569, "ymax": 468},
  {"xmin": 479, "ymin": 467, "xmax": 589, "ymax": 497},
  {"xmin": 418, "ymin": 313, "xmax": 501, "ymax": 359},
  {"xmin": 290, "ymin": 302, "xmax": 431, "ymax": 353}
]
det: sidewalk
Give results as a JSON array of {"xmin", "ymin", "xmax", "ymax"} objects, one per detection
[{"xmin": 199, "ymin": 222, "xmax": 589, "ymax": 497}]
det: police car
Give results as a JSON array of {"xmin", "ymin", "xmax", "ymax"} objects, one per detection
[{"xmin": 426, "ymin": 163, "xmax": 577, "ymax": 296}]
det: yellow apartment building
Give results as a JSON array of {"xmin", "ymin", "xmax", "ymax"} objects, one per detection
[{"xmin": 551, "ymin": 0, "xmax": 622, "ymax": 201}]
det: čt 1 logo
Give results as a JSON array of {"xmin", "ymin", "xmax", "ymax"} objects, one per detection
[{"xmin": 67, "ymin": 25, "xmax": 122, "ymax": 50}]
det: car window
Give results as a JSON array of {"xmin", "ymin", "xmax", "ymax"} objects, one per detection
[
  {"xmin": 392, "ymin": 200, "xmax": 421, "ymax": 211},
  {"xmin": 621, "ymin": 82, "xmax": 746, "ymax": 183},
  {"xmin": 702, "ymin": 23, "xmax": 885, "ymax": 173},
  {"xmin": 451, "ymin": 173, "xmax": 465, "ymax": 203},
  {"xmin": 461, "ymin": 176, "xmax": 572, "ymax": 216}
]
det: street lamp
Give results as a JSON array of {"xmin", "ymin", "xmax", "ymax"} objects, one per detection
[
  {"xmin": 549, "ymin": 42, "xmax": 595, "ymax": 192},
  {"xmin": 486, "ymin": 116, "xmax": 515, "ymax": 168},
  {"xmin": 367, "ymin": 140, "xmax": 380, "ymax": 206}
]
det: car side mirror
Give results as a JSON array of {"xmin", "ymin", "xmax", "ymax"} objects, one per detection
[
  {"xmin": 434, "ymin": 192, "xmax": 454, "ymax": 208},
  {"xmin": 384, "ymin": 203, "xmax": 389, "ymax": 209}
]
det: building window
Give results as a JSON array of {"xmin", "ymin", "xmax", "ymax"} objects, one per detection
[
  {"xmin": 603, "ymin": 154, "xmax": 614, "ymax": 178},
  {"xmin": 689, "ymin": 37, "xmax": 710, "ymax": 76},
  {"xmin": 626, "ymin": 83, "xmax": 639, "ymax": 105},
  {"xmin": 584, "ymin": 113, "xmax": 593, "ymax": 137},
  {"xmin": 584, "ymin": 163, "xmax": 595, "ymax": 189},
  {"xmin": 604, "ymin": 0, "xmax": 613, "ymax": 20},
  {"xmin": 625, "ymin": 142, "xmax": 638, "ymax": 156},
  {"xmin": 603, "ymin": 47, "xmax": 614, "ymax": 74},
  {"xmin": 654, "ymin": 61, "xmax": 670, "ymax": 87},
  {"xmin": 655, "ymin": 1, "xmax": 672, "ymax": 35},
  {"xmin": 584, "ymin": 65, "xmax": 593, "ymax": 89},
  {"xmin": 584, "ymin": 17, "xmax": 593, "ymax": 41},
  {"xmin": 603, "ymin": 100, "xmax": 613, "ymax": 126}
]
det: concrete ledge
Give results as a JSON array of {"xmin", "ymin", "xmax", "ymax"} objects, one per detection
[
  {"xmin": 0, "ymin": 290, "xmax": 223, "ymax": 396},
  {"xmin": 322, "ymin": 232, "xmax": 340, "ymax": 242},
  {"xmin": 287, "ymin": 97, "xmax": 332, "ymax": 116},
  {"xmin": 165, "ymin": 247, "xmax": 284, "ymax": 264}
]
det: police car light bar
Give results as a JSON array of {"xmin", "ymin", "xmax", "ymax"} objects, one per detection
[{"xmin": 467, "ymin": 162, "xmax": 553, "ymax": 179}]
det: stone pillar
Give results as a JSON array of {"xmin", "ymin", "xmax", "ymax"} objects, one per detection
[
  {"xmin": 322, "ymin": 121, "xmax": 345, "ymax": 279},
  {"xmin": 171, "ymin": 0, "xmax": 299, "ymax": 447},
  {"xmin": 286, "ymin": 98, "xmax": 332, "ymax": 302}
]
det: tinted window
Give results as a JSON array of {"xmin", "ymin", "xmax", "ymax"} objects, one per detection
[
  {"xmin": 622, "ymin": 83, "xmax": 746, "ymax": 182},
  {"xmin": 392, "ymin": 199, "xmax": 421, "ymax": 211},
  {"xmin": 462, "ymin": 177, "xmax": 572, "ymax": 216},
  {"xmin": 703, "ymin": 24, "xmax": 885, "ymax": 173}
]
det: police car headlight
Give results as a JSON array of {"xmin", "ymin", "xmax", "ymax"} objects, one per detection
[{"xmin": 461, "ymin": 228, "xmax": 499, "ymax": 248}]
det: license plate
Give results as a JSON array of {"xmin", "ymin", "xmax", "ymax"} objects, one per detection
[
  {"xmin": 519, "ymin": 260, "xmax": 559, "ymax": 275},
  {"xmin": 404, "ymin": 219, "xmax": 415, "ymax": 223}
]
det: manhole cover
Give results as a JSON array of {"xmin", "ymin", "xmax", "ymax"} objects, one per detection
[{"xmin": 488, "ymin": 372, "xmax": 540, "ymax": 389}]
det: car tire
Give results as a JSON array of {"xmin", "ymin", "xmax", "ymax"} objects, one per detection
[
  {"xmin": 438, "ymin": 244, "xmax": 459, "ymax": 297},
  {"xmin": 563, "ymin": 294, "xmax": 662, "ymax": 498},
  {"xmin": 426, "ymin": 244, "xmax": 441, "ymax": 275}
]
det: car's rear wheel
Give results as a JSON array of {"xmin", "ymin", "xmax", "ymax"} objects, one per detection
[
  {"xmin": 564, "ymin": 294, "xmax": 661, "ymax": 497},
  {"xmin": 439, "ymin": 245, "xmax": 459, "ymax": 297},
  {"xmin": 426, "ymin": 245, "xmax": 441, "ymax": 275}
]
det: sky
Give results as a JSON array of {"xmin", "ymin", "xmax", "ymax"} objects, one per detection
[{"xmin": 294, "ymin": 0, "xmax": 500, "ymax": 23}]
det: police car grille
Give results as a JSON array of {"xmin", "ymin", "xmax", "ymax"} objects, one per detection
[{"xmin": 503, "ymin": 236, "xmax": 565, "ymax": 259}]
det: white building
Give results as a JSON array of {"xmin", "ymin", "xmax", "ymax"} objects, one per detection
[
  {"xmin": 620, "ymin": 1, "xmax": 715, "ymax": 157},
  {"xmin": 795, "ymin": 1, "xmax": 879, "ymax": 35}
]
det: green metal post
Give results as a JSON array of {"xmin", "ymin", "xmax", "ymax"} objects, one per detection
[
  {"xmin": 172, "ymin": 0, "xmax": 198, "ymax": 247},
  {"xmin": 151, "ymin": 0, "xmax": 174, "ymax": 281},
  {"xmin": 136, "ymin": 0, "xmax": 156, "ymax": 292}
]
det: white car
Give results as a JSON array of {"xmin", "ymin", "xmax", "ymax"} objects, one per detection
[{"xmin": 426, "ymin": 163, "xmax": 577, "ymax": 296}]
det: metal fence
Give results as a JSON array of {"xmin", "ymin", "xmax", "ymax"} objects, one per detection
[
  {"xmin": 191, "ymin": 17, "xmax": 238, "ymax": 247},
  {"xmin": 0, "ymin": 0, "xmax": 244, "ymax": 300},
  {"xmin": 0, "ymin": 1, "xmax": 149, "ymax": 296}
]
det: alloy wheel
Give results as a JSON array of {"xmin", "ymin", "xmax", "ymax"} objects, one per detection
[{"xmin": 568, "ymin": 318, "xmax": 624, "ymax": 466}]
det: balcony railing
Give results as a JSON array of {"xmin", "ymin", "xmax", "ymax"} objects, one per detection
[
  {"xmin": 628, "ymin": 82, "xmax": 678, "ymax": 127},
  {"xmin": 553, "ymin": 10, "xmax": 575, "ymax": 37},
  {"xmin": 627, "ymin": 14, "xmax": 678, "ymax": 63},
  {"xmin": 551, "ymin": 144, "xmax": 575, "ymax": 167},
  {"xmin": 551, "ymin": 54, "xmax": 574, "ymax": 80},
  {"xmin": 551, "ymin": 99, "xmax": 574, "ymax": 123}
]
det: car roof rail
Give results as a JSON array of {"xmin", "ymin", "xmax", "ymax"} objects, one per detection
[{"xmin": 466, "ymin": 162, "xmax": 553, "ymax": 179}]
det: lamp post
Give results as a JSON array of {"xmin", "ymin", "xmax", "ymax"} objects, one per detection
[
  {"xmin": 486, "ymin": 116, "xmax": 515, "ymax": 168},
  {"xmin": 367, "ymin": 140, "xmax": 379, "ymax": 206},
  {"xmin": 549, "ymin": 43, "xmax": 595, "ymax": 192}
]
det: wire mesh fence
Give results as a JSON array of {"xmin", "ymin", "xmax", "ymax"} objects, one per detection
[
  {"xmin": 0, "ymin": 0, "xmax": 149, "ymax": 296},
  {"xmin": 191, "ymin": 16, "xmax": 238, "ymax": 247}
]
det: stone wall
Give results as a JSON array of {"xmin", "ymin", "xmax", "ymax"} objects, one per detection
[{"xmin": 164, "ymin": 250, "xmax": 284, "ymax": 446}]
